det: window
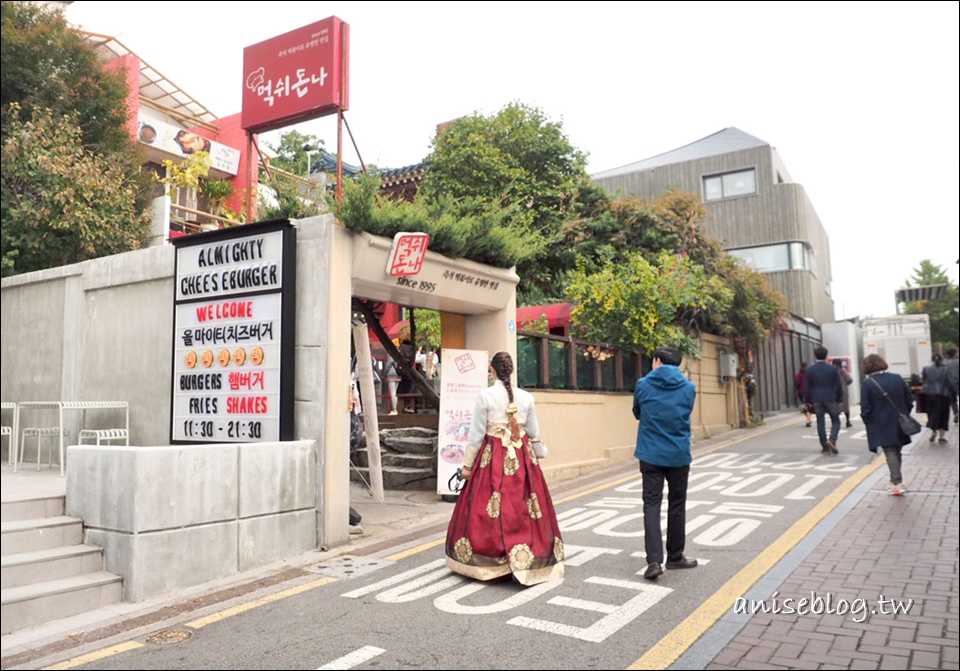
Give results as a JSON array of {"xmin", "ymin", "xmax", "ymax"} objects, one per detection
[
  {"xmin": 703, "ymin": 168, "xmax": 757, "ymax": 201},
  {"xmin": 727, "ymin": 242, "xmax": 816, "ymax": 274}
]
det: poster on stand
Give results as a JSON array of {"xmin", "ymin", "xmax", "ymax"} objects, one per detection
[{"xmin": 437, "ymin": 349, "xmax": 489, "ymax": 496}]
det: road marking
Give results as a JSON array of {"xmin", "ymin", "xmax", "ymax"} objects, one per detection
[
  {"xmin": 391, "ymin": 419, "xmax": 806, "ymax": 560},
  {"xmin": 316, "ymin": 645, "xmax": 385, "ymax": 670},
  {"xmin": 386, "ymin": 538, "xmax": 445, "ymax": 562},
  {"xmin": 186, "ymin": 577, "xmax": 338, "ymax": 629},
  {"xmin": 627, "ymin": 456, "xmax": 885, "ymax": 670},
  {"xmin": 42, "ymin": 642, "xmax": 144, "ymax": 670}
]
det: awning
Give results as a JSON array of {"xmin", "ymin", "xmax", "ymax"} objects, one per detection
[{"xmin": 896, "ymin": 284, "xmax": 949, "ymax": 304}]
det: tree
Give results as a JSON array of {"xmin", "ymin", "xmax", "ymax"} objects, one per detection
[
  {"xmin": 562, "ymin": 189, "xmax": 787, "ymax": 351},
  {"xmin": 2, "ymin": 106, "xmax": 151, "ymax": 276},
  {"xmin": 331, "ymin": 171, "xmax": 546, "ymax": 269},
  {"xmin": 257, "ymin": 130, "xmax": 328, "ymax": 220},
  {"xmin": 1, "ymin": 1, "xmax": 150, "ymax": 276},
  {"xmin": 420, "ymin": 101, "xmax": 591, "ymax": 301},
  {"xmin": 1, "ymin": 1, "xmax": 134, "ymax": 154},
  {"xmin": 902, "ymin": 260, "xmax": 959, "ymax": 349},
  {"xmin": 264, "ymin": 130, "xmax": 324, "ymax": 177},
  {"xmin": 566, "ymin": 252, "xmax": 733, "ymax": 356}
]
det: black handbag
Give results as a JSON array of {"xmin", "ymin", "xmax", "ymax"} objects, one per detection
[{"xmin": 869, "ymin": 377, "xmax": 921, "ymax": 435}]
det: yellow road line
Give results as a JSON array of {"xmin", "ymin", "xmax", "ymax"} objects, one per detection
[
  {"xmin": 185, "ymin": 576, "xmax": 338, "ymax": 629},
  {"xmin": 42, "ymin": 641, "xmax": 144, "ymax": 670},
  {"xmin": 387, "ymin": 538, "xmax": 446, "ymax": 562},
  {"xmin": 627, "ymin": 456, "xmax": 885, "ymax": 670}
]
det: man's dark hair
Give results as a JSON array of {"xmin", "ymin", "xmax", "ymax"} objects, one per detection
[
  {"xmin": 652, "ymin": 347, "xmax": 682, "ymax": 367},
  {"xmin": 947, "ymin": 348, "xmax": 958, "ymax": 358},
  {"xmin": 814, "ymin": 345, "xmax": 828, "ymax": 361}
]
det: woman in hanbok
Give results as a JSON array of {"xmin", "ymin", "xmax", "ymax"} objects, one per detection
[{"xmin": 445, "ymin": 351, "xmax": 564, "ymax": 586}]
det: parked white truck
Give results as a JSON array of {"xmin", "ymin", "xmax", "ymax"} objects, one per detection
[{"xmin": 861, "ymin": 314, "xmax": 932, "ymax": 380}]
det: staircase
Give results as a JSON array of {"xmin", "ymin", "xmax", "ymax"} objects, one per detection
[{"xmin": 0, "ymin": 494, "xmax": 122, "ymax": 636}]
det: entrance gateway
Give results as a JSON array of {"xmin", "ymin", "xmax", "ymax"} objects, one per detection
[{"xmin": 319, "ymin": 220, "xmax": 520, "ymax": 546}]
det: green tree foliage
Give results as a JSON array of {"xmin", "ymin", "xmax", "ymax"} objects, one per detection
[
  {"xmin": 257, "ymin": 170, "xmax": 327, "ymax": 221},
  {"xmin": 2, "ymin": 106, "xmax": 151, "ymax": 275},
  {"xmin": 264, "ymin": 130, "xmax": 324, "ymax": 177},
  {"xmin": 567, "ymin": 252, "xmax": 733, "ymax": 356},
  {"xmin": 902, "ymin": 260, "xmax": 959, "ymax": 349},
  {"xmin": 331, "ymin": 171, "xmax": 547, "ymax": 269},
  {"xmin": 563, "ymin": 188, "xmax": 787, "ymax": 351},
  {"xmin": 420, "ymin": 101, "xmax": 590, "ymax": 300},
  {"xmin": 2, "ymin": 1, "xmax": 149, "ymax": 276},
  {"xmin": 1, "ymin": 1, "xmax": 134, "ymax": 154},
  {"xmin": 256, "ymin": 130, "xmax": 327, "ymax": 220}
]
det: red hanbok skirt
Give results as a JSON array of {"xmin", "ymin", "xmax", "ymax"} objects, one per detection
[{"xmin": 445, "ymin": 431, "xmax": 564, "ymax": 586}]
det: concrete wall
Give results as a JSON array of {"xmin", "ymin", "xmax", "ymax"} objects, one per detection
[
  {"xmin": 66, "ymin": 440, "xmax": 316, "ymax": 602},
  {"xmin": 1, "ymin": 246, "xmax": 175, "ymax": 445}
]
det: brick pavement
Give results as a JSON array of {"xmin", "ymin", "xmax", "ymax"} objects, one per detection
[{"xmin": 704, "ymin": 425, "xmax": 959, "ymax": 671}]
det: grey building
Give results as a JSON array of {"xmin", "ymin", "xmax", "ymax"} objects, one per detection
[{"xmin": 592, "ymin": 127, "xmax": 835, "ymax": 326}]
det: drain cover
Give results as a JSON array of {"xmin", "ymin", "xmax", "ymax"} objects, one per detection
[
  {"xmin": 146, "ymin": 628, "xmax": 194, "ymax": 645},
  {"xmin": 307, "ymin": 555, "xmax": 393, "ymax": 579}
]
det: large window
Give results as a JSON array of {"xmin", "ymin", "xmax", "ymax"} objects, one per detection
[
  {"xmin": 703, "ymin": 168, "xmax": 757, "ymax": 201},
  {"xmin": 728, "ymin": 242, "xmax": 815, "ymax": 274}
]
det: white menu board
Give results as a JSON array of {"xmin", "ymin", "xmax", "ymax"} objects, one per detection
[{"xmin": 171, "ymin": 224, "xmax": 294, "ymax": 443}]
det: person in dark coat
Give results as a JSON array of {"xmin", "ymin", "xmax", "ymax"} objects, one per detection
[
  {"xmin": 922, "ymin": 353, "xmax": 952, "ymax": 444},
  {"xmin": 860, "ymin": 354, "xmax": 914, "ymax": 495},
  {"xmin": 803, "ymin": 345, "xmax": 844, "ymax": 455}
]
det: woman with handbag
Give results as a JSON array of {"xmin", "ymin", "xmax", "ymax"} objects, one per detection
[
  {"xmin": 860, "ymin": 354, "xmax": 915, "ymax": 496},
  {"xmin": 444, "ymin": 351, "xmax": 564, "ymax": 586}
]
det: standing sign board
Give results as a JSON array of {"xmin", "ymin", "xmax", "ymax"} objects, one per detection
[
  {"xmin": 437, "ymin": 349, "xmax": 489, "ymax": 496},
  {"xmin": 170, "ymin": 220, "xmax": 297, "ymax": 443},
  {"xmin": 241, "ymin": 16, "xmax": 350, "ymax": 133}
]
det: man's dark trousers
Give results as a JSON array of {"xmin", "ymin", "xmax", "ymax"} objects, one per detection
[
  {"xmin": 639, "ymin": 460, "xmax": 690, "ymax": 565},
  {"xmin": 813, "ymin": 400, "xmax": 841, "ymax": 449}
]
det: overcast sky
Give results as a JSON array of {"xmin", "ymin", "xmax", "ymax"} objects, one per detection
[{"xmin": 66, "ymin": 1, "xmax": 959, "ymax": 320}]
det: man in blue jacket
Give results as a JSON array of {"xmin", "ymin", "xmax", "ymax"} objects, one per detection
[
  {"xmin": 802, "ymin": 345, "xmax": 844, "ymax": 455},
  {"xmin": 633, "ymin": 347, "xmax": 698, "ymax": 580}
]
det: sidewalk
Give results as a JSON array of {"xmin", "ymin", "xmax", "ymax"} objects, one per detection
[{"xmin": 699, "ymin": 422, "xmax": 959, "ymax": 670}]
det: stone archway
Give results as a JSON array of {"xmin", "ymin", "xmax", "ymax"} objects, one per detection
[{"xmin": 294, "ymin": 216, "xmax": 519, "ymax": 548}]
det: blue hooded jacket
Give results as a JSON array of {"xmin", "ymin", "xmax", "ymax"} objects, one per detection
[{"xmin": 633, "ymin": 364, "xmax": 697, "ymax": 467}]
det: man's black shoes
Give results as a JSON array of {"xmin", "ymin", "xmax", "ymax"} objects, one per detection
[
  {"xmin": 665, "ymin": 556, "xmax": 698, "ymax": 570},
  {"xmin": 643, "ymin": 563, "xmax": 663, "ymax": 580}
]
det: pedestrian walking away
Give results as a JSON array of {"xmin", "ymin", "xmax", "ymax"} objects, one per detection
[
  {"xmin": 803, "ymin": 345, "xmax": 843, "ymax": 455},
  {"xmin": 833, "ymin": 358, "xmax": 854, "ymax": 428},
  {"xmin": 796, "ymin": 362, "xmax": 813, "ymax": 427},
  {"xmin": 945, "ymin": 347, "xmax": 959, "ymax": 424},
  {"xmin": 633, "ymin": 346, "xmax": 698, "ymax": 580},
  {"xmin": 860, "ymin": 354, "xmax": 914, "ymax": 495},
  {"xmin": 444, "ymin": 351, "xmax": 564, "ymax": 586},
  {"xmin": 921, "ymin": 352, "xmax": 952, "ymax": 444}
]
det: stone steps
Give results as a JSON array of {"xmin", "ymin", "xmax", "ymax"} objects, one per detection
[{"xmin": 0, "ymin": 495, "xmax": 122, "ymax": 636}]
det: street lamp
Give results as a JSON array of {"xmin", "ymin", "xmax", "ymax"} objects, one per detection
[{"xmin": 302, "ymin": 143, "xmax": 319, "ymax": 178}]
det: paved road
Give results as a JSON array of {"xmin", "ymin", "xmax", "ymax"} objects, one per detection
[{"xmin": 7, "ymin": 414, "xmax": 916, "ymax": 671}]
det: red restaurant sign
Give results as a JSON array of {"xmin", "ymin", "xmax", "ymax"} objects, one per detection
[
  {"xmin": 241, "ymin": 17, "xmax": 350, "ymax": 133},
  {"xmin": 386, "ymin": 233, "xmax": 431, "ymax": 277}
]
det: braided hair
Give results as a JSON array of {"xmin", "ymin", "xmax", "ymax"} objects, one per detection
[{"xmin": 491, "ymin": 351, "xmax": 521, "ymax": 443}]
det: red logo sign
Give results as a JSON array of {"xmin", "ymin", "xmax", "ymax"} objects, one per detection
[
  {"xmin": 241, "ymin": 17, "xmax": 350, "ymax": 133},
  {"xmin": 386, "ymin": 233, "xmax": 431, "ymax": 277}
]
